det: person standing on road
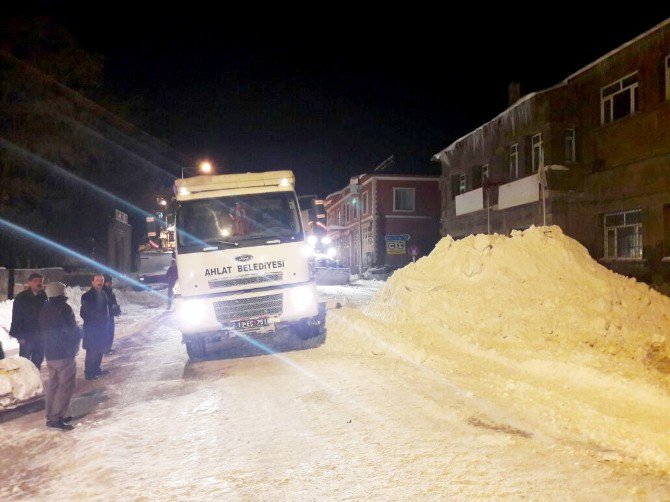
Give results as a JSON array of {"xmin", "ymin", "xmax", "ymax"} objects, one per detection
[
  {"xmin": 102, "ymin": 274, "xmax": 121, "ymax": 354},
  {"xmin": 9, "ymin": 272, "xmax": 47, "ymax": 369},
  {"xmin": 39, "ymin": 282, "xmax": 81, "ymax": 431},
  {"xmin": 80, "ymin": 274, "xmax": 110, "ymax": 380},
  {"xmin": 165, "ymin": 253, "xmax": 178, "ymax": 311}
]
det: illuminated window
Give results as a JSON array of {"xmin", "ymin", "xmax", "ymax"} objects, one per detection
[
  {"xmin": 601, "ymin": 72, "xmax": 638, "ymax": 124},
  {"xmin": 604, "ymin": 209, "xmax": 642, "ymax": 259}
]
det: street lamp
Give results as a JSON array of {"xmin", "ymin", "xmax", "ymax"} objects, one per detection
[{"xmin": 181, "ymin": 160, "xmax": 215, "ymax": 178}]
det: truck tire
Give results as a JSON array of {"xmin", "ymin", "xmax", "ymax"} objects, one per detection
[
  {"xmin": 185, "ymin": 339, "xmax": 206, "ymax": 360},
  {"xmin": 295, "ymin": 323, "xmax": 320, "ymax": 340}
]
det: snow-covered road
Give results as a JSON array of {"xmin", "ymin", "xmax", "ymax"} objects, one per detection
[{"xmin": 1, "ymin": 282, "xmax": 669, "ymax": 500}]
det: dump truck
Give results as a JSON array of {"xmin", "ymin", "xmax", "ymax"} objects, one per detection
[{"xmin": 174, "ymin": 171, "xmax": 325, "ymax": 360}]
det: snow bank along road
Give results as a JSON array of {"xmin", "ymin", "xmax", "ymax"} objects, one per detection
[{"xmin": 1, "ymin": 280, "xmax": 669, "ymax": 500}]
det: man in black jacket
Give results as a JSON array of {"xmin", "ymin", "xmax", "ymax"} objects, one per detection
[
  {"xmin": 39, "ymin": 282, "xmax": 81, "ymax": 431},
  {"xmin": 80, "ymin": 274, "xmax": 110, "ymax": 380},
  {"xmin": 10, "ymin": 272, "xmax": 47, "ymax": 369},
  {"xmin": 102, "ymin": 274, "xmax": 121, "ymax": 354}
]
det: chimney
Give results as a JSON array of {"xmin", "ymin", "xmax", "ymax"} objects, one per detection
[{"xmin": 508, "ymin": 82, "xmax": 522, "ymax": 106}]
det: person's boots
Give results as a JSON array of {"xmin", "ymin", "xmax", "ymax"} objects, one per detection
[{"xmin": 46, "ymin": 419, "xmax": 74, "ymax": 431}]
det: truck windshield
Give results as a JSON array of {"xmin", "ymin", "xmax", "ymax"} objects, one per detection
[{"xmin": 177, "ymin": 192, "xmax": 303, "ymax": 251}]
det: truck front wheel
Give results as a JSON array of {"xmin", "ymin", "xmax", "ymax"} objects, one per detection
[
  {"xmin": 294, "ymin": 322, "xmax": 322, "ymax": 340},
  {"xmin": 185, "ymin": 339, "xmax": 206, "ymax": 360}
]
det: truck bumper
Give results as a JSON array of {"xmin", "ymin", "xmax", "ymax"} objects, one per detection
[{"xmin": 177, "ymin": 282, "xmax": 319, "ymax": 339}]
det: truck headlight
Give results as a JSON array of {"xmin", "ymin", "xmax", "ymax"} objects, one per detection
[
  {"xmin": 321, "ymin": 236, "xmax": 332, "ymax": 245},
  {"xmin": 179, "ymin": 300, "xmax": 206, "ymax": 327},
  {"xmin": 307, "ymin": 235, "xmax": 318, "ymax": 245},
  {"xmin": 290, "ymin": 286, "xmax": 315, "ymax": 312}
]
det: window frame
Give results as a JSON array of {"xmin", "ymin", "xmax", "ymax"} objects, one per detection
[
  {"xmin": 531, "ymin": 133, "xmax": 544, "ymax": 173},
  {"xmin": 601, "ymin": 71, "xmax": 639, "ymax": 125},
  {"xmin": 393, "ymin": 187, "xmax": 416, "ymax": 212},
  {"xmin": 603, "ymin": 209, "xmax": 643, "ymax": 260},
  {"xmin": 509, "ymin": 144, "xmax": 519, "ymax": 180}
]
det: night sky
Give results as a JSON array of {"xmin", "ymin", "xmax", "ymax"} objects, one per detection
[{"xmin": 8, "ymin": 5, "xmax": 670, "ymax": 196}]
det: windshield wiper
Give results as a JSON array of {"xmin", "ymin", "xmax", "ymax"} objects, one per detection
[{"xmin": 203, "ymin": 240, "xmax": 239, "ymax": 251}]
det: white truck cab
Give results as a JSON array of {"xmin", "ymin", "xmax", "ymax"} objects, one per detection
[{"xmin": 174, "ymin": 170, "xmax": 324, "ymax": 360}]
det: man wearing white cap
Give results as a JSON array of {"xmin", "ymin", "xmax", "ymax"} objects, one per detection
[{"xmin": 38, "ymin": 282, "xmax": 81, "ymax": 431}]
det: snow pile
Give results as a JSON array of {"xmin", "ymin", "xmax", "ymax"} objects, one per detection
[
  {"xmin": 326, "ymin": 226, "xmax": 670, "ymax": 472},
  {"xmin": 368, "ymin": 226, "xmax": 670, "ymax": 370},
  {"xmin": 0, "ymin": 356, "xmax": 43, "ymax": 408}
]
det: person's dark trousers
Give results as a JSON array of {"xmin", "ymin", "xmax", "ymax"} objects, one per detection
[
  {"xmin": 19, "ymin": 338, "xmax": 44, "ymax": 369},
  {"xmin": 45, "ymin": 358, "xmax": 76, "ymax": 423},
  {"xmin": 84, "ymin": 350, "xmax": 103, "ymax": 378}
]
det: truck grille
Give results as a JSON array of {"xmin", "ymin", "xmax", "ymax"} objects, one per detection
[
  {"xmin": 208, "ymin": 272, "xmax": 283, "ymax": 289},
  {"xmin": 213, "ymin": 293, "xmax": 283, "ymax": 323}
]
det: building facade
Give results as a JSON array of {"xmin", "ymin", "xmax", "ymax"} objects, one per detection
[
  {"xmin": 324, "ymin": 174, "xmax": 440, "ymax": 272},
  {"xmin": 434, "ymin": 19, "xmax": 670, "ymax": 285}
]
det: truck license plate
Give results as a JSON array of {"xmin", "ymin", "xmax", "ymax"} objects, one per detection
[{"xmin": 233, "ymin": 318, "xmax": 270, "ymax": 330}]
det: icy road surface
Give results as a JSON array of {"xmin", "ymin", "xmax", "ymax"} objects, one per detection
[{"xmin": 1, "ymin": 282, "xmax": 669, "ymax": 500}]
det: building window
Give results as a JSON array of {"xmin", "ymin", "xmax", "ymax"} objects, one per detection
[
  {"xmin": 361, "ymin": 192, "xmax": 368, "ymax": 215},
  {"xmin": 666, "ymin": 55, "xmax": 670, "ymax": 101},
  {"xmin": 531, "ymin": 133, "xmax": 544, "ymax": 173},
  {"xmin": 352, "ymin": 199, "xmax": 358, "ymax": 219},
  {"xmin": 393, "ymin": 187, "xmax": 415, "ymax": 211},
  {"xmin": 337, "ymin": 210, "xmax": 341, "ymax": 226},
  {"xmin": 458, "ymin": 174, "xmax": 466, "ymax": 193},
  {"xmin": 509, "ymin": 144, "xmax": 519, "ymax": 180},
  {"xmin": 344, "ymin": 203, "xmax": 349, "ymax": 223},
  {"xmin": 601, "ymin": 72, "xmax": 638, "ymax": 124},
  {"xmin": 564, "ymin": 129, "xmax": 576, "ymax": 163},
  {"xmin": 471, "ymin": 166, "xmax": 482, "ymax": 189},
  {"xmin": 450, "ymin": 174, "xmax": 460, "ymax": 200},
  {"xmin": 604, "ymin": 209, "xmax": 643, "ymax": 259}
]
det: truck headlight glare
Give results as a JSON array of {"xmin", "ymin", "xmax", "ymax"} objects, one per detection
[
  {"xmin": 321, "ymin": 236, "xmax": 331, "ymax": 245},
  {"xmin": 307, "ymin": 235, "xmax": 318, "ymax": 245},
  {"xmin": 291, "ymin": 286, "xmax": 314, "ymax": 312},
  {"xmin": 179, "ymin": 300, "xmax": 206, "ymax": 327}
]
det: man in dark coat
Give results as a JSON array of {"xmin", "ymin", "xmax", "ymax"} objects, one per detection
[
  {"xmin": 102, "ymin": 275, "xmax": 121, "ymax": 354},
  {"xmin": 80, "ymin": 274, "xmax": 110, "ymax": 380},
  {"xmin": 39, "ymin": 282, "xmax": 81, "ymax": 431},
  {"xmin": 10, "ymin": 272, "xmax": 47, "ymax": 369},
  {"xmin": 165, "ymin": 254, "xmax": 178, "ymax": 311}
]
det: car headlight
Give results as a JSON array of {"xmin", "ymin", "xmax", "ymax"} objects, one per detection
[
  {"xmin": 179, "ymin": 300, "xmax": 206, "ymax": 327},
  {"xmin": 326, "ymin": 247, "xmax": 336, "ymax": 258},
  {"xmin": 307, "ymin": 235, "xmax": 318, "ymax": 245},
  {"xmin": 290, "ymin": 286, "xmax": 315, "ymax": 312}
]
